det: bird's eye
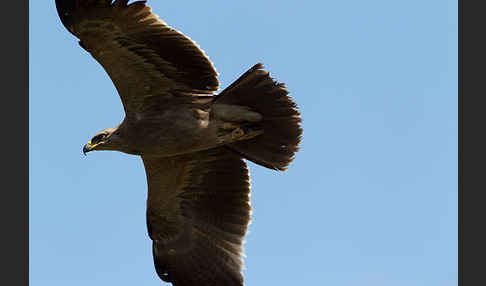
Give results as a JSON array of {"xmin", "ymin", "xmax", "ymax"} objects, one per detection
[{"xmin": 91, "ymin": 134, "xmax": 105, "ymax": 144}]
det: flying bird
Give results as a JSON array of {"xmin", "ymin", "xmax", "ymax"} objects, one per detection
[{"xmin": 55, "ymin": 0, "xmax": 302, "ymax": 285}]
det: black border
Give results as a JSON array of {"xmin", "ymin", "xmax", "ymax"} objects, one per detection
[
  {"xmin": 459, "ymin": 0, "xmax": 486, "ymax": 285},
  {"xmin": 2, "ymin": 0, "xmax": 28, "ymax": 285},
  {"xmin": 458, "ymin": 1, "xmax": 461, "ymax": 284}
]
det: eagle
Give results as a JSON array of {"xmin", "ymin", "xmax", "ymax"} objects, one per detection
[{"xmin": 55, "ymin": 0, "xmax": 302, "ymax": 285}]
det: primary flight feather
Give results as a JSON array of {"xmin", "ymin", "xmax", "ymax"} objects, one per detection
[{"xmin": 55, "ymin": 0, "xmax": 302, "ymax": 285}]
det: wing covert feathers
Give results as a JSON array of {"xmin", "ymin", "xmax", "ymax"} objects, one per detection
[
  {"xmin": 142, "ymin": 148, "xmax": 251, "ymax": 286},
  {"xmin": 55, "ymin": 0, "xmax": 219, "ymax": 115}
]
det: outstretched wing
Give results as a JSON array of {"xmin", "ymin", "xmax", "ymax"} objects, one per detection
[
  {"xmin": 142, "ymin": 148, "xmax": 251, "ymax": 286},
  {"xmin": 55, "ymin": 0, "xmax": 219, "ymax": 116}
]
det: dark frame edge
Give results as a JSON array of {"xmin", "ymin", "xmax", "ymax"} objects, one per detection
[
  {"xmin": 459, "ymin": 0, "xmax": 486, "ymax": 285},
  {"xmin": 1, "ymin": 0, "xmax": 29, "ymax": 285}
]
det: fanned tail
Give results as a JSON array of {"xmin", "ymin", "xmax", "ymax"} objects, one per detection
[{"xmin": 215, "ymin": 63, "xmax": 302, "ymax": 171}]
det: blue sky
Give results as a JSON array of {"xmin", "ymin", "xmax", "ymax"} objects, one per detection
[{"xmin": 30, "ymin": 1, "xmax": 457, "ymax": 285}]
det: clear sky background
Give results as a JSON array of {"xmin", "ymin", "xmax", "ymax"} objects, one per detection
[{"xmin": 30, "ymin": 1, "xmax": 457, "ymax": 285}]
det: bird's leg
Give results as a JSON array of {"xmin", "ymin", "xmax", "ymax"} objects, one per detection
[
  {"xmin": 213, "ymin": 103, "xmax": 264, "ymax": 143},
  {"xmin": 222, "ymin": 122, "xmax": 248, "ymax": 139},
  {"xmin": 219, "ymin": 121, "xmax": 263, "ymax": 142}
]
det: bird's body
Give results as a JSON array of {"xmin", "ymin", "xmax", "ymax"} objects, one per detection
[
  {"xmin": 56, "ymin": 1, "xmax": 302, "ymax": 285},
  {"xmin": 109, "ymin": 98, "xmax": 264, "ymax": 157}
]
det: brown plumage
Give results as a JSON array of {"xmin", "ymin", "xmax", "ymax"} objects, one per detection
[{"xmin": 56, "ymin": 0, "xmax": 302, "ymax": 285}]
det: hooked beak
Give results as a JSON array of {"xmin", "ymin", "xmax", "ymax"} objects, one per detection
[
  {"xmin": 83, "ymin": 141, "xmax": 99, "ymax": 156},
  {"xmin": 82, "ymin": 144, "xmax": 91, "ymax": 156}
]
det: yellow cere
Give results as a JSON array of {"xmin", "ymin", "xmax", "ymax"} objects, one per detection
[{"xmin": 87, "ymin": 141, "xmax": 102, "ymax": 149}]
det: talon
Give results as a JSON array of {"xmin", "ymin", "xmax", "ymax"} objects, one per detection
[{"xmin": 232, "ymin": 127, "xmax": 245, "ymax": 139}]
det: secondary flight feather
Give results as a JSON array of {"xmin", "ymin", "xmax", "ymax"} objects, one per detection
[{"xmin": 55, "ymin": 0, "xmax": 302, "ymax": 285}]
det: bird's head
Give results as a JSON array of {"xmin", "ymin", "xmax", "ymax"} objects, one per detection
[{"xmin": 82, "ymin": 127, "xmax": 122, "ymax": 155}]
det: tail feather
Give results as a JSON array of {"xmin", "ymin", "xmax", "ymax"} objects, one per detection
[{"xmin": 215, "ymin": 63, "xmax": 302, "ymax": 171}]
